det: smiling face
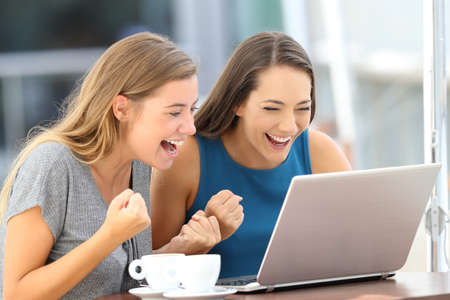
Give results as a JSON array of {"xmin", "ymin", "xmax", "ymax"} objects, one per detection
[
  {"xmin": 232, "ymin": 65, "xmax": 312, "ymax": 169},
  {"xmin": 123, "ymin": 75, "xmax": 198, "ymax": 170}
]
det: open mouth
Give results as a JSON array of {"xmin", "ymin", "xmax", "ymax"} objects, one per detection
[
  {"xmin": 265, "ymin": 133, "xmax": 292, "ymax": 149},
  {"xmin": 161, "ymin": 139, "xmax": 184, "ymax": 157}
]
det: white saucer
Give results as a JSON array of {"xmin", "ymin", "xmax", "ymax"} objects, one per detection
[
  {"xmin": 128, "ymin": 287, "xmax": 166, "ymax": 300},
  {"xmin": 163, "ymin": 286, "xmax": 237, "ymax": 299}
]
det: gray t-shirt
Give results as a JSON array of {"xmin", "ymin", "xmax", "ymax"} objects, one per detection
[{"xmin": 0, "ymin": 142, "xmax": 152, "ymax": 299}]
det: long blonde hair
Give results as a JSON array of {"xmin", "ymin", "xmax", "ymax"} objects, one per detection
[{"xmin": 0, "ymin": 32, "xmax": 196, "ymax": 219}]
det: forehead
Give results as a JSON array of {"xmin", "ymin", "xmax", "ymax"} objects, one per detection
[
  {"xmin": 133, "ymin": 75, "xmax": 198, "ymax": 114},
  {"xmin": 143, "ymin": 76, "xmax": 199, "ymax": 107},
  {"xmin": 250, "ymin": 65, "xmax": 311, "ymax": 102},
  {"xmin": 129, "ymin": 77, "xmax": 198, "ymax": 119}
]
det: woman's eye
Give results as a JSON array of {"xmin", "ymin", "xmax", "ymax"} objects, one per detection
[
  {"xmin": 263, "ymin": 107, "xmax": 279, "ymax": 111},
  {"xmin": 191, "ymin": 106, "xmax": 199, "ymax": 113},
  {"xmin": 297, "ymin": 107, "xmax": 311, "ymax": 111},
  {"xmin": 170, "ymin": 112, "xmax": 181, "ymax": 117}
]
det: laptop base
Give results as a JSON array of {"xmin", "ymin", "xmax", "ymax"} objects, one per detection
[{"xmin": 217, "ymin": 273, "xmax": 395, "ymax": 293}]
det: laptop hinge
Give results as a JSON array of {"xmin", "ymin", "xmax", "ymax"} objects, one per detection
[
  {"xmin": 265, "ymin": 286, "xmax": 275, "ymax": 293},
  {"xmin": 380, "ymin": 273, "xmax": 390, "ymax": 279}
]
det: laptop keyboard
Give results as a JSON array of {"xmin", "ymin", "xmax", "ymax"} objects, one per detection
[{"xmin": 217, "ymin": 275, "xmax": 257, "ymax": 286}]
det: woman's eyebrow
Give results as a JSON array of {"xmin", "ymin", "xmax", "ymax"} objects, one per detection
[
  {"xmin": 165, "ymin": 99, "xmax": 199, "ymax": 108},
  {"xmin": 296, "ymin": 99, "xmax": 312, "ymax": 105},
  {"xmin": 165, "ymin": 103, "xmax": 186, "ymax": 108},
  {"xmin": 262, "ymin": 99, "xmax": 311, "ymax": 105}
]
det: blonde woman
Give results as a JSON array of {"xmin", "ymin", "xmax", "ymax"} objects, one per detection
[
  {"xmin": 151, "ymin": 32, "xmax": 351, "ymax": 279},
  {"xmin": 0, "ymin": 32, "xmax": 220, "ymax": 300}
]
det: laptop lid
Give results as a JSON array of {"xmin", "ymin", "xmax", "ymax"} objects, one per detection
[{"xmin": 257, "ymin": 163, "xmax": 441, "ymax": 286}]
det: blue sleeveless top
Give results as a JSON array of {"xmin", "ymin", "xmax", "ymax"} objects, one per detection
[{"xmin": 186, "ymin": 129, "xmax": 312, "ymax": 278}]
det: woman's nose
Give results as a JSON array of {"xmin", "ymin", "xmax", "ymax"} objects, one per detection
[
  {"xmin": 180, "ymin": 112, "xmax": 196, "ymax": 135},
  {"xmin": 278, "ymin": 114, "xmax": 298, "ymax": 134}
]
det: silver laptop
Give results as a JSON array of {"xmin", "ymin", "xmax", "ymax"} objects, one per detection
[{"xmin": 217, "ymin": 163, "xmax": 441, "ymax": 292}]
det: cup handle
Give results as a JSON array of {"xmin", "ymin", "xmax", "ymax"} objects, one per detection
[{"xmin": 128, "ymin": 259, "xmax": 145, "ymax": 280}]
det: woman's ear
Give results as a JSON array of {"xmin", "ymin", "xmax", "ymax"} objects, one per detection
[
  {"xmin": 235, "ymin": 102, "xmax": 245, "ymax": 117},
  {"xmin": 112, "ymin": 95, "xmax": 131, "ymax": 121}
]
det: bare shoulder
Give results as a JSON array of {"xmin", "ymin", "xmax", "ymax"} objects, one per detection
[
  {"xmin": 308, "ymin": 128, "xmax": 352, "ymax": 173},
  {"xmin": 150, "ymin": 135, "xmax": 200, "ymax": 249}
]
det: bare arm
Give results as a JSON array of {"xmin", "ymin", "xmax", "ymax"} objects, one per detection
[
  {"xmin": 151, "ymin": 135, "xmax": 244, "ymax": 252},
  {"xmin": 3, "ymin": 190, "xmax": 150, "ymax": 300},
  {"xmin": 151, "ymin": 135, "xmax": 200, "ymax": 250},
  {"xmin": 309, "ymin": 128, "xmax": 352, "ymax": 173}
]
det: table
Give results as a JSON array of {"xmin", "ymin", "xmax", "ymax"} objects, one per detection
[{"xmin": 95, "ymin": 272, "xmax": 450, "ymax": 300}]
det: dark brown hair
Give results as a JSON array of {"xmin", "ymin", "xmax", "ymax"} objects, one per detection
[{"xmin": 195, "ymin": 31, "xmax": 316, "ymax": 138}]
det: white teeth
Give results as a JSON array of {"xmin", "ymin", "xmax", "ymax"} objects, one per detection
[
  {"xmin": 164, "ymin": 139, "xmax": 184, "ymax": 146},
  {"xmin": 267, "ymin": 133, "xmax": 292, "ymax": 143}
]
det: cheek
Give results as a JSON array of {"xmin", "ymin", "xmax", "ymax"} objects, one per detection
[
  {"xmin": 130, "ymin": 116, "xmax": 162, "ymax": 145},
  {"xmin": 296, "ymin": 113, "xmax": 311, "ymax": 128},
  {"xmin": 152, "ymin": 118, "xmax": 182, "ymax": 146},
  {"xmin": 252, "ymin": 115, "xmax": 276, "ymax": 132}
]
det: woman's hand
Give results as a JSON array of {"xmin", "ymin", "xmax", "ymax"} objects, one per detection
[
  {"xmin": 100, "ymin": 189, "xmax": 151, "ymax": 244},
  {"xmin": 3, "ymin": 189, "xmax": 151, "ymax": 300},
  {"xmin": 205, "ymin": 190, "xmax": 244, "ymax": 240},
  {"xmin": 168, "ymin": 210, "xmax": 221, "ymax": 254}
]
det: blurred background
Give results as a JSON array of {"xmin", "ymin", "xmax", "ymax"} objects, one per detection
[{"xmin": 0, "ymin": 0, "xmax": 449, "ymax": 270}]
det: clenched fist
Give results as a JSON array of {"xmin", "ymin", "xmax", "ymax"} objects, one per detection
[
  {"xmin": 170, "ymin": 210, "xmax": 221, "ymax": 254},
  {"xmin": 205, "ymin": 190, "xmax": 244, "ymax": 241},
  {"xmin": 101, "ymin": 189, "xmax": 151, "ymax": 244}
]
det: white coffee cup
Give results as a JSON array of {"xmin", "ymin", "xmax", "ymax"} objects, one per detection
[
  {"xmin": 177, "ymin": 254, "xmax": 221, "ymax": 293},
  {"xmin": 128, "ymin": 253, "xmax": 185, "ymax": 290}
]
